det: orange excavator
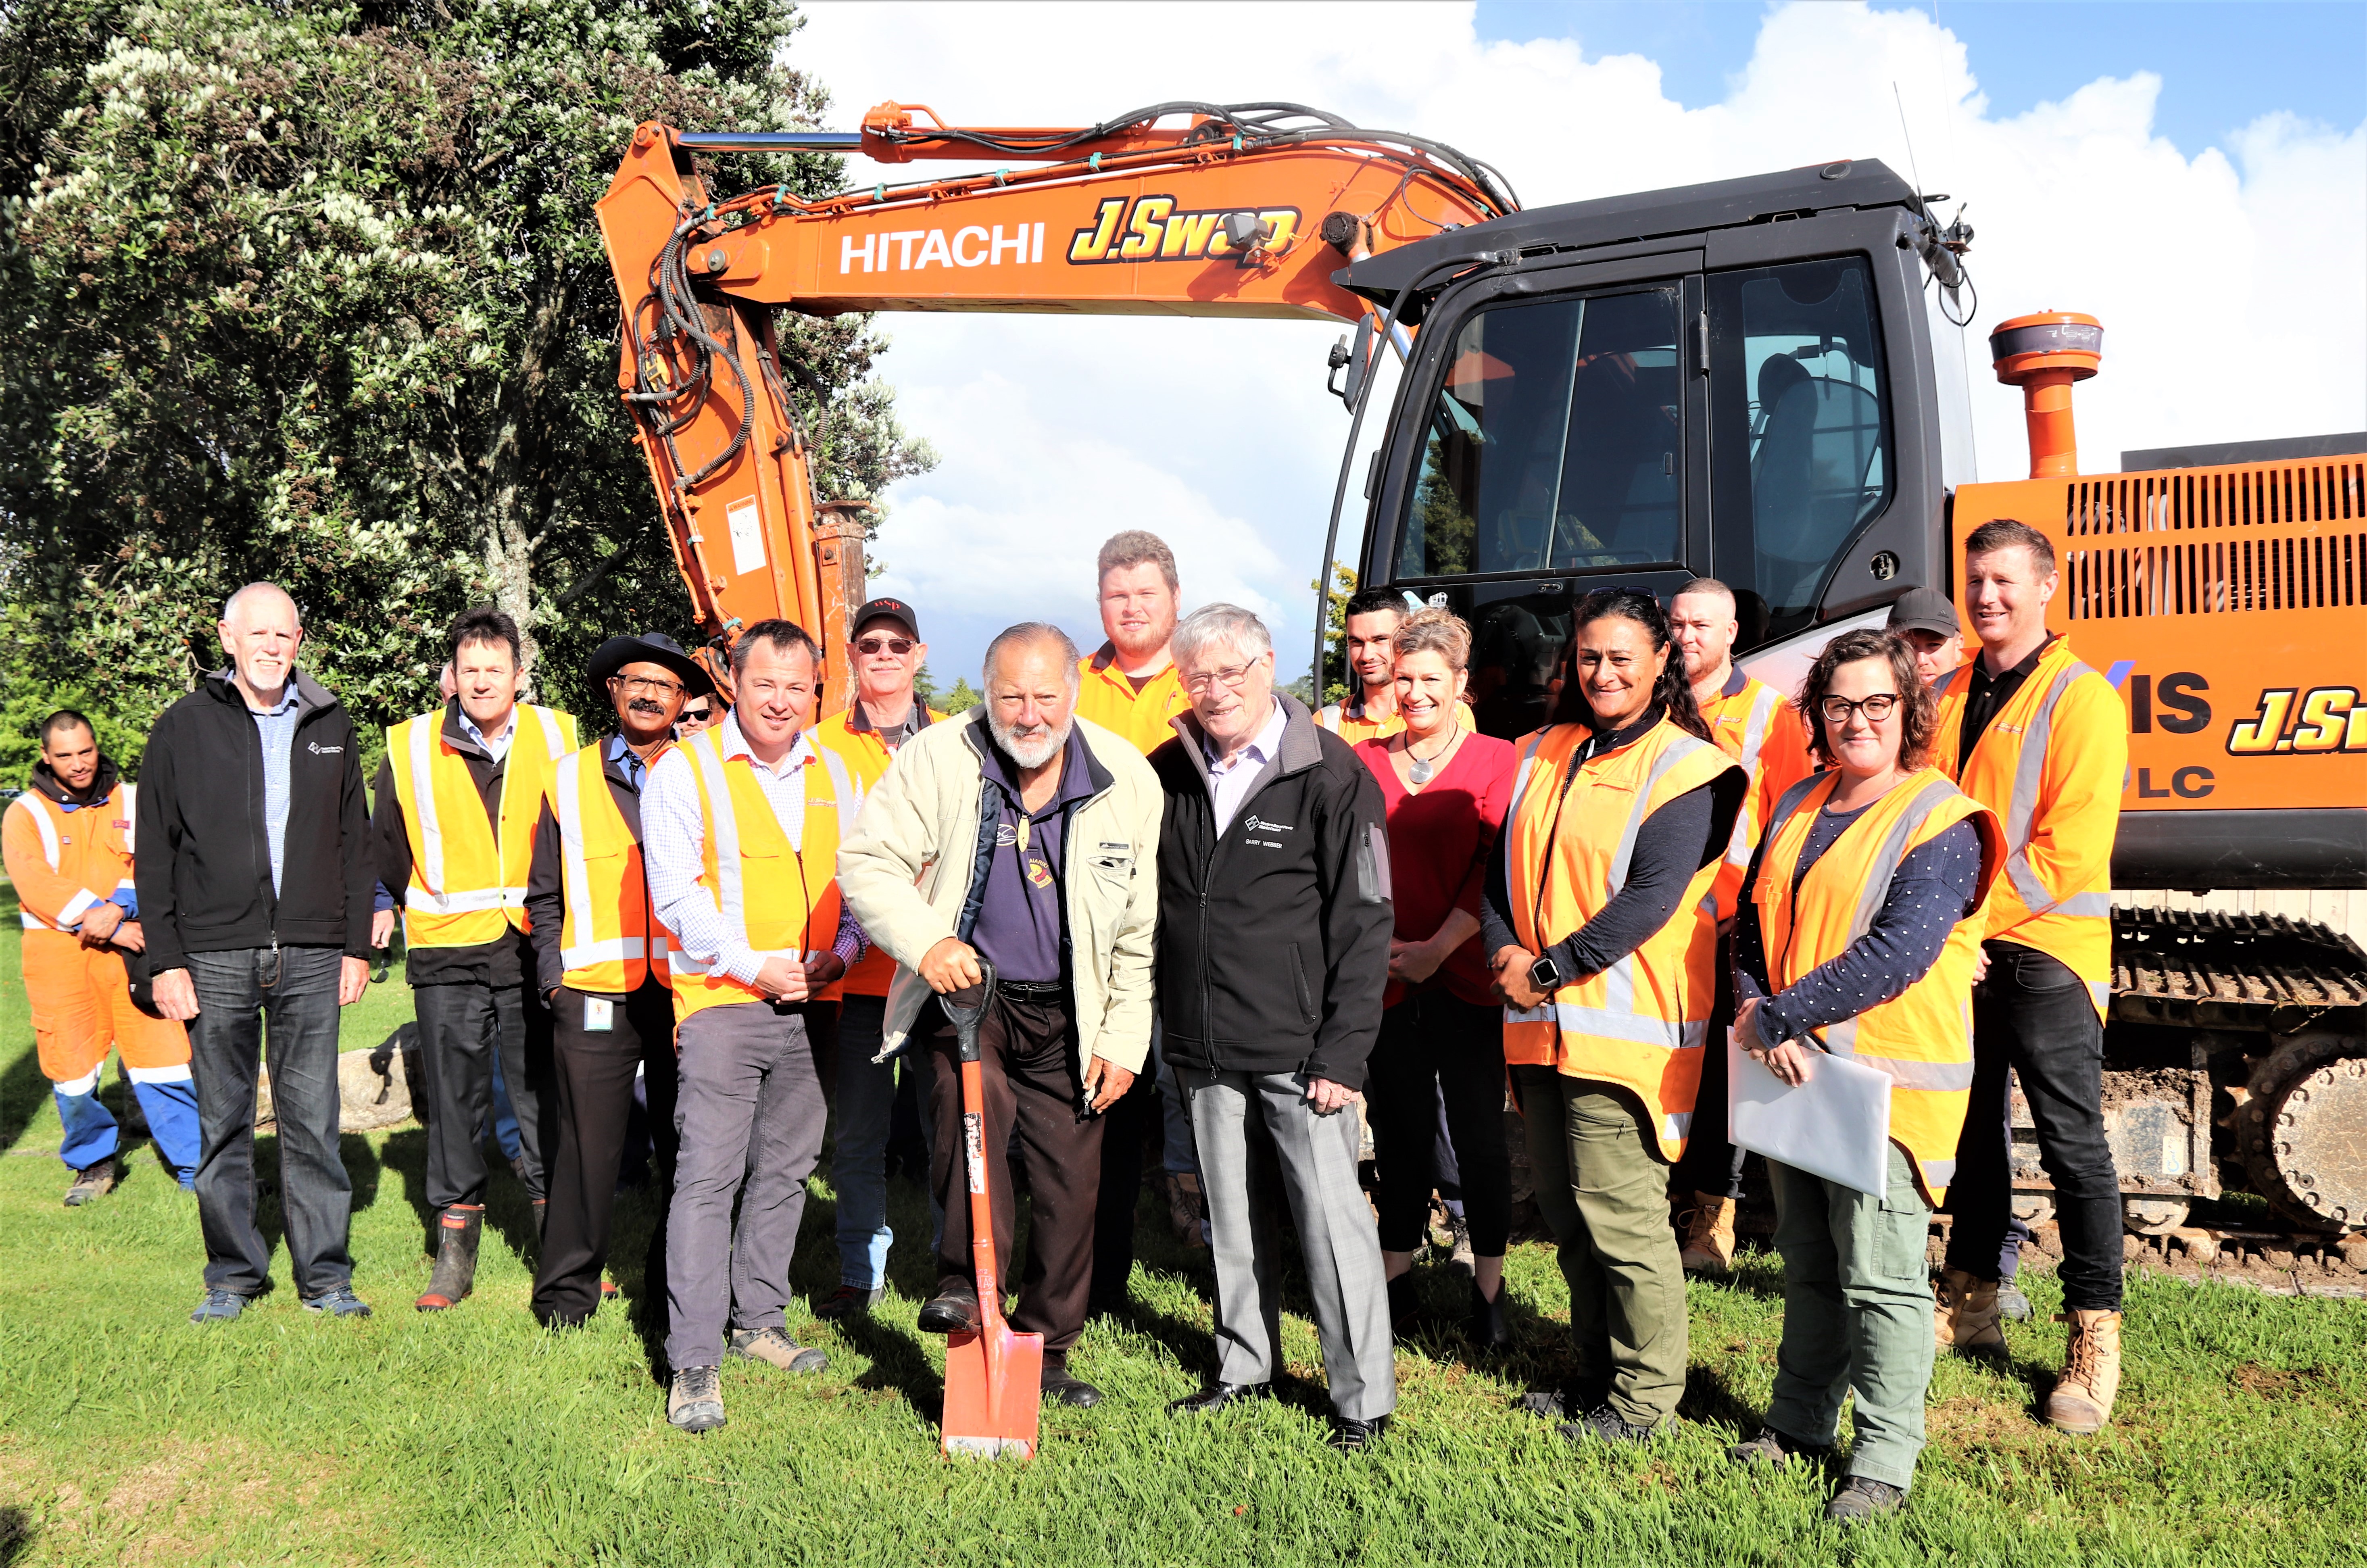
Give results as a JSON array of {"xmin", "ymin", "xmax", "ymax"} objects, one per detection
[{"xmin": 597, "ymin": 102, "xmax": 2365, "ymax": 1280}]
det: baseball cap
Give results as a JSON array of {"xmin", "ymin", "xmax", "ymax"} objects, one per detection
[
  {"xmin": 1886, "ymin": 587, "xmax": 1959, "ymax": 638},
  {"xmin": 853, "ymin": 597, "xmax": 919, "ymax": 639}
]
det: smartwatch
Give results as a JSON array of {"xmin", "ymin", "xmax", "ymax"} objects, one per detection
[{"xmin": 1527, "ymin": 953, "xmax": 1564, "ymax": 994}]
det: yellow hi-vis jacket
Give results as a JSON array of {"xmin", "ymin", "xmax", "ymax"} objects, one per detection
[
  {"xmin": 1698, "ymin": 670, "xmax": 1814, "ymax": 924},
  {"xmin": 1932, "ymin": 636, "xmax": 2127, "ymax": 1017},
  {"xmin": 1503, "ymin": 716, "xmax": 1743, "ymax": 1159},
  {"xmin": 665, "ymin": 728, "xmax": 859, "ymax": 1021},
  {"xmin": 1751, "ymin": 768, "xmax": 2003, "ymax": 1206},
  {"xmin": 548, "ymin": 740, "xmax": 668, "ymax": 995},
  {"xmin": 388, "ymin": 705, "xmax": 578, "ymax": 949},
  {"xmin": 811, "ymin": 704, "xmax": 946, "ymax": 1000}
]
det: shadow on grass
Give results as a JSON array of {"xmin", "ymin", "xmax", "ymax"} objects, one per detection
[
  {"xmin": 0, "ymin": 1049, "xmax": 51, "ymax": 1156},
  {"xmin": 0, "ymin": 1505, "xmax": 33, "ymax": 1566}
]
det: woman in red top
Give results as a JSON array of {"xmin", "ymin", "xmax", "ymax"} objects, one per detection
[{"xmin": 1355, "ymin": 607, "xmax": 1518, "ymax": 1349}]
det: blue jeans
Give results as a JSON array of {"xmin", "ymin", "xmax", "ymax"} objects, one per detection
[
  {"xmin": 185, "ymin": 945, "xmax": 354, "ymax": 1298},
  {"xmin": 830, "ymin": 996, "xmax": 934, "ymax": 1290}
]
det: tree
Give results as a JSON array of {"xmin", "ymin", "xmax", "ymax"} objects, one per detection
[
  {"xmin": 911, "ymin": 662, "xmax": 980, "ymax": 716},
  {"xmin": 0, "ymin": 0, "xmax": 933, "ymax": 765}
]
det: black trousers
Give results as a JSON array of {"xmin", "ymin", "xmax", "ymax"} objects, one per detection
[
  {"xmin": 1366, "ymin": 990, "xmax": 1512, "ymax": 1256},
  {"xmin": 924, "ymin": 989, "xmax": 1103, "ymax": 1360},
  {"xmin": 1944, "ymin": 941, "xmax": 2124, "ymax": 1312},
  {"xmin": 1673, "ymin": 931, "xmax": 1748, "ymax": 1201},
  {"xmin": 531, "ymin": 980, "xmax": 679, "ymax": 1328},
  {"xmin": 1091, "ymin": 1039, "xmax": 1160, "ymax": 1312},
  {"xmin": 413, "ymin": 979, "xmax": 551, "ymax": 1210}
]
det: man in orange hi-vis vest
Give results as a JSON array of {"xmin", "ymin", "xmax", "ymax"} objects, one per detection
[
  {"xmin": 4, "ymin": 711, "xmax": 200, "ymax": 1205},
  {"xmin": 1931, "ymin": 519, "xmax": 2130, "ymax": 1439},
  {"xmin": 642, "ymin": 619, "xmax": 867, "ymax": 1436}
]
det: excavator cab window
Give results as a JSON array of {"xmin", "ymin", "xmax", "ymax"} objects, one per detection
[
  {"xmin": 1395, "ymin": 287, "xmax": 1685, "ymax": 581},
  {"xmin": 1705, "ymin": 257, "xmax": 1892, "ymax": 648}
]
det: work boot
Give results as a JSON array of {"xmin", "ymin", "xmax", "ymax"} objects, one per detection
[
  {"xmin": 415, "ymin": 1204, "xmax": 484, "ymax": 1311},
  {"xmin": 1446, "ymin": 1212, "xmax": 1476, "ymax": 1278},
  {"xmin": 1729, "ymin": 1427, "xmax": 1833, "ymax": 1468},
  {"xmin": 1678, "ymin": 1193, "xmax": 1736, "ymax": 1275},
  {"xmin": 1168, "ymin": 1172, "xmax": 1207, "ymax": 1249},
  {"xmin": 2045, "ymin": 1309, "xmax": 2123, "ymax": 1435},
  {"xmin": 667, "ymin": 1366, "xmax": 725, "ymax": 1433},
  {"xmin": 728, "ymin": 1327, "xmax": 828, "ymax": 1374},
  {"xmin": 1824, "ymin": 1476, "xmax": 1906, "ymax": 1525},
  {"xmin": 1998, "ymin": 1280, "xmax": 2035, "ymax": 1322},
  {"xmin": 1933, "ymin": 1266, "xmax": 2006, "ymax": 1354},
  {"xmin": 63, "ymin": 1158, "xmax": 118, "ymax": 1208}
]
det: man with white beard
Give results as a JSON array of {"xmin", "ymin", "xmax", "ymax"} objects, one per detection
[{"xmin": 837, "ymin": 623, "xmax": 1163, "ymax": 1409}]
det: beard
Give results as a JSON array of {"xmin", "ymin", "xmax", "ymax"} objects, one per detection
[{"xmin": 989, "ymin": 709, "xmax": 1070, "ymax": 770}]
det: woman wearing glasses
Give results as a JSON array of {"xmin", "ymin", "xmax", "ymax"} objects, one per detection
[
  {"xmin": 1725, "ymin": 628, "xmax": 2000, "ymax": 1526},
  {"xmin": 1483, "ymin": 588, "xmax": 1745, "ymax": 1445}
]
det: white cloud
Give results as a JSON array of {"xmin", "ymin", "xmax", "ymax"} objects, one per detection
[{"xmin": 789, "ymin": 0, "xmax": 2366, "ymax": 681}]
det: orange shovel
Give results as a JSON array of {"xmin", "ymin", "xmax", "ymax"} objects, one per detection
[{"xmin": 938, "ymin": 964, "xmax": 1042, "ymax": 1460}]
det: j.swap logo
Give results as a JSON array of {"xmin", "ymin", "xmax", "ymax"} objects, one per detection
[{"xmin": 1067, "ymin": 197, "xmax": 1302, "ymax": 267}]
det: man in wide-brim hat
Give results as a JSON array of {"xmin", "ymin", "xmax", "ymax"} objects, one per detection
[{"xmin": 524, "ymin": 632, "xmax": 712, "ymax": 1329}]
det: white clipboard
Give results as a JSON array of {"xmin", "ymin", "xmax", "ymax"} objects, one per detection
[{"xmin": 1727, "ymin": 1029, "xmax": 1893, "ymax": 1197}]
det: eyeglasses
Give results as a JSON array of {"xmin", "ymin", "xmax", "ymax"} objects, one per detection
[
  {"xmin": 1182, "ymin": 664, "xmax": 1257, "ymax": 695},
  {"xmin": 611, "ymin": 674, "xmax": 684, "ymax": 698},
  {"xmin": 855, "ymin": 636, "xmax": 915, "ymax": 657},
  {"xmin": 1816, "ymin": 692, "xmax": 1902, "ymax": 725},
  {"xmin": 679, "ymin": 705, "xmax": 711, "ymax": 722}
]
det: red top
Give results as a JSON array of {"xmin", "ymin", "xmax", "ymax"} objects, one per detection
[{"xmin": 1356, "ymin": 730, "xmax": 1517, "ymax": 1009}]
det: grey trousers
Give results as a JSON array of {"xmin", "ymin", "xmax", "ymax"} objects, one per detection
[
  {"xmin": 664, "ymin": 1001, "xmax": 828, "ymax": 1371},
  {"xmin": 1179, "ymin": 1065, "xmax": 1396, "ymax": 1422}
]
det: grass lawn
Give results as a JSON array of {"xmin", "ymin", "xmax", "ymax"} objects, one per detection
[{"xmin": 1, "ymin": 878, "xmax": 2363, "ymax": 1566}]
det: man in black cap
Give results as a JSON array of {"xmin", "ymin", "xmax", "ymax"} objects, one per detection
[
  {"xmin": 524, "ymin": 632, "xmax": 711, "ymax": 1328},
  {"xmin": 1887, "ymin": 587, "xmax": 1965, "ymax": 692}
]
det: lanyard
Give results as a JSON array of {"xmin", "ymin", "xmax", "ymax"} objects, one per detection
[{"xmin": 1527, "ymin": 728, "xmax": 1602, "ymax": 954}]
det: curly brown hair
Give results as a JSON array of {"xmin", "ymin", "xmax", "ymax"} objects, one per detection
[{"xmin": 1798, "ymin": 628, "xmax": 1935, "ymax": 770}]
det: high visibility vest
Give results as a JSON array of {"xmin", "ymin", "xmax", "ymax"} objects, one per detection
[
  {"xmin": 1502, "ymin": 716, "xmax": 1742, "ymax": 1159},
  {"xmin": 1072, "ymin": 648, "xmax": 1191, "ymax": 756},
  {"xmin": 1932, "ymin": 637, "xmax": 2126, "ymax": 1017},
  {"xmin": 1752, "ymin": 767, "xmax": 2003, "ymax": 1206},
  {"xmin": 666, "ymin": 729, "xmax": 858, "ymax": 1020},
  {"xmin": 388, "ymin": 705, "xmax": 578, "ymax": 950},
  {"xmin": 811, "ymin": 705, "xmax": 945, "ymax": 999},
  {"xmin": 4, "ymin": 782, "xmax": 136, "ymax": 932},
  {"xmin": 1698, "ymin": 673, "xmax": 1814, "ymax": 924},
  {"xmin": 1315, "ymin": 693, "xmax": 1478, "ymax": 746},
  {"xmin": 548, "ymin": 740, "xmax": 667, "ymax": 995}
]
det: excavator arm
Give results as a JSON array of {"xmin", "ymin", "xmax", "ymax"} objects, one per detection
[{"xmin": 593, "ymin": 100, "xmax": 1514, "ymax": 707}]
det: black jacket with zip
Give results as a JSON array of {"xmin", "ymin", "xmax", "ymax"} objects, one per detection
[
  {"xmin": 135, "ymin": 669, "xmax": 374, "ymax": 970},
  {"xmin": 1149, "ymin": 691, "xmax": 1394, "ymax": 1091}
]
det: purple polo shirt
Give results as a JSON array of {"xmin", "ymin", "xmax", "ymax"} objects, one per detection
[{"xmin": 972, "ymin": 724, "xmax": 1095, "ymax": 984}]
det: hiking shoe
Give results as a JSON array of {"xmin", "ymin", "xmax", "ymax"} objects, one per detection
[
  {"xmin": 1168, "ymin": 1172, "xmax": 1208, "ymax": 1249},
  {"xmin": 302, "ymin": 1285, "xmax": 373, "ymax": 1318},
  {"xmin": 1998, "ymin": 1280, "xmax": 2035, "ymax": 1322},
  {"xmin": 1933, "ymin": 1266, "xmax": 2006, "ymax": 1354},
  {"xmin": 1729, "ymin": 1427, "xmax": 1833, "ymax": 1467},
  {"xmin": 1516, "ymin": 1382, "xmax": 1602, "ymax": 1422},
  {"xmin": 2045, "ymin": 1309, "xmax": 2124, "ymax": 1435},
  {"xmin": 728, "ymin": 1327, "xmax": 828, "ymax": 1374},
  {"xmin": 1825, "ymin": 1476, "xmax": 1906, "ymax": 1525},
  {"xmin": 1445, "ymin": 1211, "xmax": 1475, "ymax": 1278},
  {"xmin": 1558, "ymin": 1403, "xmax": 1658, "ymax": 1446},
  {"xmin": 63, "ymin": 1159, "xmax": 118, "ymax": 1207},
  {"xmin": 813, "ymin": 1284, "xmax": 885, "ymax": 1321},
  {"xmin": 667, "ymin": 1366, "xmax": 725, "ymax": 1432},
  {"xmin": 1678, "ymin": 1192, "xmax": 1737, "ymax": 1275},
  {"xmin": 189, "ymin": 1288, "xmax": 247, "ymax": 1324}
]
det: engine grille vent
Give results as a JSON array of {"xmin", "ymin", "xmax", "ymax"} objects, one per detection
[{"xmin": 2058, "ymin": 460, "xmax": 2367, "ymax": 621}]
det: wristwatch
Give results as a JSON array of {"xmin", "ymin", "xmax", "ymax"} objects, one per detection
[{"xmin": 1527, "ymin": 953, "xmax": 1564, "ymax": 994}]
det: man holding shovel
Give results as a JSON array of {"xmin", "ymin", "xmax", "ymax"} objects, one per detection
[{"xmin": 839, "ymin": 621, "xmax": 1162, "ymax": 1416}]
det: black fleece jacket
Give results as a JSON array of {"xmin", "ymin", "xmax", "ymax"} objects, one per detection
[
  {"xmin": 1149, "ymin": 692, "xmax": 1394, "ymax": 1091},
  {"xmin": 136, "ymin": 669, "xmax": 373, "ymax": 968}
]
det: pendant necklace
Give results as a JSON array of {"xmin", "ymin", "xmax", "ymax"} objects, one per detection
[{"xmin": 1406, "ymin": 721, "xmax": 1458, "ymax": 785}]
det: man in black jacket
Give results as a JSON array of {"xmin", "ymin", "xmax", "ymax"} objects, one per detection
[
  {"xmin": 1150, "ymin": 603, "xmax": 1397, "ymax": 1451},
  {"xmin": 139, "ymin": 582, "xmax": 377, "ymax": 1322}
]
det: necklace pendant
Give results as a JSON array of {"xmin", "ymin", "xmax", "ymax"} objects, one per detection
[{"xmin": 1409, "ymin": 757, "xmax": 1434, "ymax": 785}]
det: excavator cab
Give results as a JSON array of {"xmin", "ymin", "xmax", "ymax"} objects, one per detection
[{"xmin": 1346, "ymin": 158, "xmax": 1960, "ymax": 731}]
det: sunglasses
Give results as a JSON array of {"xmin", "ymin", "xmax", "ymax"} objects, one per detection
[
  {"xmin": 679, "ymin": 705, "xmax": 711, "ymax": 722},
  {"xmin": 855, "ymin": 636, "xmax": 915, "ymax": 656}
]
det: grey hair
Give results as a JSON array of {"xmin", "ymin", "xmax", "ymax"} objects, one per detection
[
  {"xmin": 1172, "ymin": 603, "xmax": 1271, "ymax": 669},
  {"xmin": 982, "ymin": 622, "xmax": 1082, "ymax": 691},
  {"xmin": 221, "ymin": 581, "xmax": 300, "ymax": 629}
]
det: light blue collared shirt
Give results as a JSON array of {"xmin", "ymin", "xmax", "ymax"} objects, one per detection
[
  {"xmin": 248, "ymin": 682, "xmax": 304, "ymax": 896},
  {"xmin": 458, "ymin": 707, "xmax": 517, "ymax": 763}
]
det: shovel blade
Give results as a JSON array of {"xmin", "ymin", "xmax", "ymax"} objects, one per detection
[{"xmin": 941, "ymin": 1324, "xmax": 1044, "ymax": 1460}]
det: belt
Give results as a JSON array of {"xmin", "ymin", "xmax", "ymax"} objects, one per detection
[{"xmin": 995, "ymin": 978, "xmax": 1067, "ymax": 1001}]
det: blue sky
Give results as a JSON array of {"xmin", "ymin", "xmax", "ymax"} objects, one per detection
[{"xmin": 1474, "ymin": 2, "xmax": 2366, "ymax": 158}]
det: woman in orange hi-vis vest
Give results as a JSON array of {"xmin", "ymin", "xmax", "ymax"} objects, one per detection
[
  {"xmin": 1481, "ymin": 589, "xmax": 1744, "ymax": 1444},
  {"xmin": 1726, "ymin": 628, "xmax": 2001, "ymax": 1526}
]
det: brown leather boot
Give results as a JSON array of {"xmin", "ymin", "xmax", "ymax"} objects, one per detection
[
  {"xmin": 1934, "ymin": 1266, "xmax": 2006, "ymax": 1353},
  {"xmin": 1678, "ymin": 1193, "xmax": 1736, "ymax": 1275},
  {"xmin": 415, "ymin": 1204, "xmax": 484, "ymax": 1311},
  {"xmin": 2045, "ymin": 1309, "xmax": 2123, "ymax": 1435}
]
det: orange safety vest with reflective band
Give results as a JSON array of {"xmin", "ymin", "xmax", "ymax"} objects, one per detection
[
  {"xmin": 548, "ymin": 741, "xmax": 668, "ymax": 995},
  {"xmin": 665, "ymin": 730, "xmax": 858, "ymax": 1020},
  {"xmin": 1502, "ymin": 717, "xmax": 1742, "ymax": 1159},
  {"xmin": 1752, "ymin": 768, "xmax": 2003, "ymax": 1207},
  {"xmin": 388, "ymin": 705, "xmax": 578, "ymax": 949},
  {"xmin": 811, "ymin": 705, "xmax": 947, "ymax": 999},
  {"xmin": 1699, "ymin": 674, "xmax": 1812, "ymax": 924},
  {"xmin": 5, "ymin": 782, "xmax": 138, "ymax": 932},
  {"xmin": 1932, "ymin": 638, "xmax": 2126, "ymax": 1018}
]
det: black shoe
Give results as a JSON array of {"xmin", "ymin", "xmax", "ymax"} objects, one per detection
[
  {"xmin": 1516, "ymin": 1381, "xmax": 1602, "ymax": 1422},
  {"xmin": 1466, "ymin": 1280, "xmax": 1510, "ymax": 1351},
  {"xmin": 1328, "ymin": 1413, "xmax": 1391, "ymax": 1453},
  {"xmin": 1729, "ymin": 1427, "xmax": 1833, "ymax": 1468},
  {"xmin": 916, "ymin": 1284, "xmax": 981, "ymax": 1334},
  {"xmin": 1168, "ymin": 1382, "xmax": 1271, "ymax": 1416},
  {"xmin": 1386, "ymin": 1272, "xmax": 1417, "ymax": 1337},
  {"xmin": 1558, "ymin": 1402, "xmax": 1658, "ymax": 1446},
  {"xmin": 1041, "ymin": 1367, "xmax": 1103, "ymax": 1408},
  {"xmin": 415, "ymin": 1204, "xmax": 484, "ymax": 1311},
  {"xmin": 1825, "ymin": 1476, "xmax": 1907, "ymax": 1525},
  {"xmin": 814, "ymin": 1284, "xmax": 886, "ymax": 1321}
]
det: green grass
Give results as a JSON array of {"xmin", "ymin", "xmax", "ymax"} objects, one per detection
[{"xmin": 1, "ymin": 880, "xmax": 2363, "ymax": 1566}]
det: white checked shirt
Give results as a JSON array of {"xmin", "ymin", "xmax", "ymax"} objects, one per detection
[
  {"xmin": 1201, "ymin": 698, "xmax": 1287, "ymax": 836},
  {"xmin": 642, "ymin": 712, "xmax": 859, "ymax": 987}
]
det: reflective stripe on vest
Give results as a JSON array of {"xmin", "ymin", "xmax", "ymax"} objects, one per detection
[
  {"xmin": 391, "ymin": 706, "xmax": 576, "ymax": 944},
  {"xmin": 10, "ymin": 787, "xmax": 123, "ymax": 932},
  {"xmin": 552, "ymin": 743, "xmax": 666, "ymax": 993},
  {"xmin": 2000, "ymin": 664, "xmax": 2114, "ymax": 922}
]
